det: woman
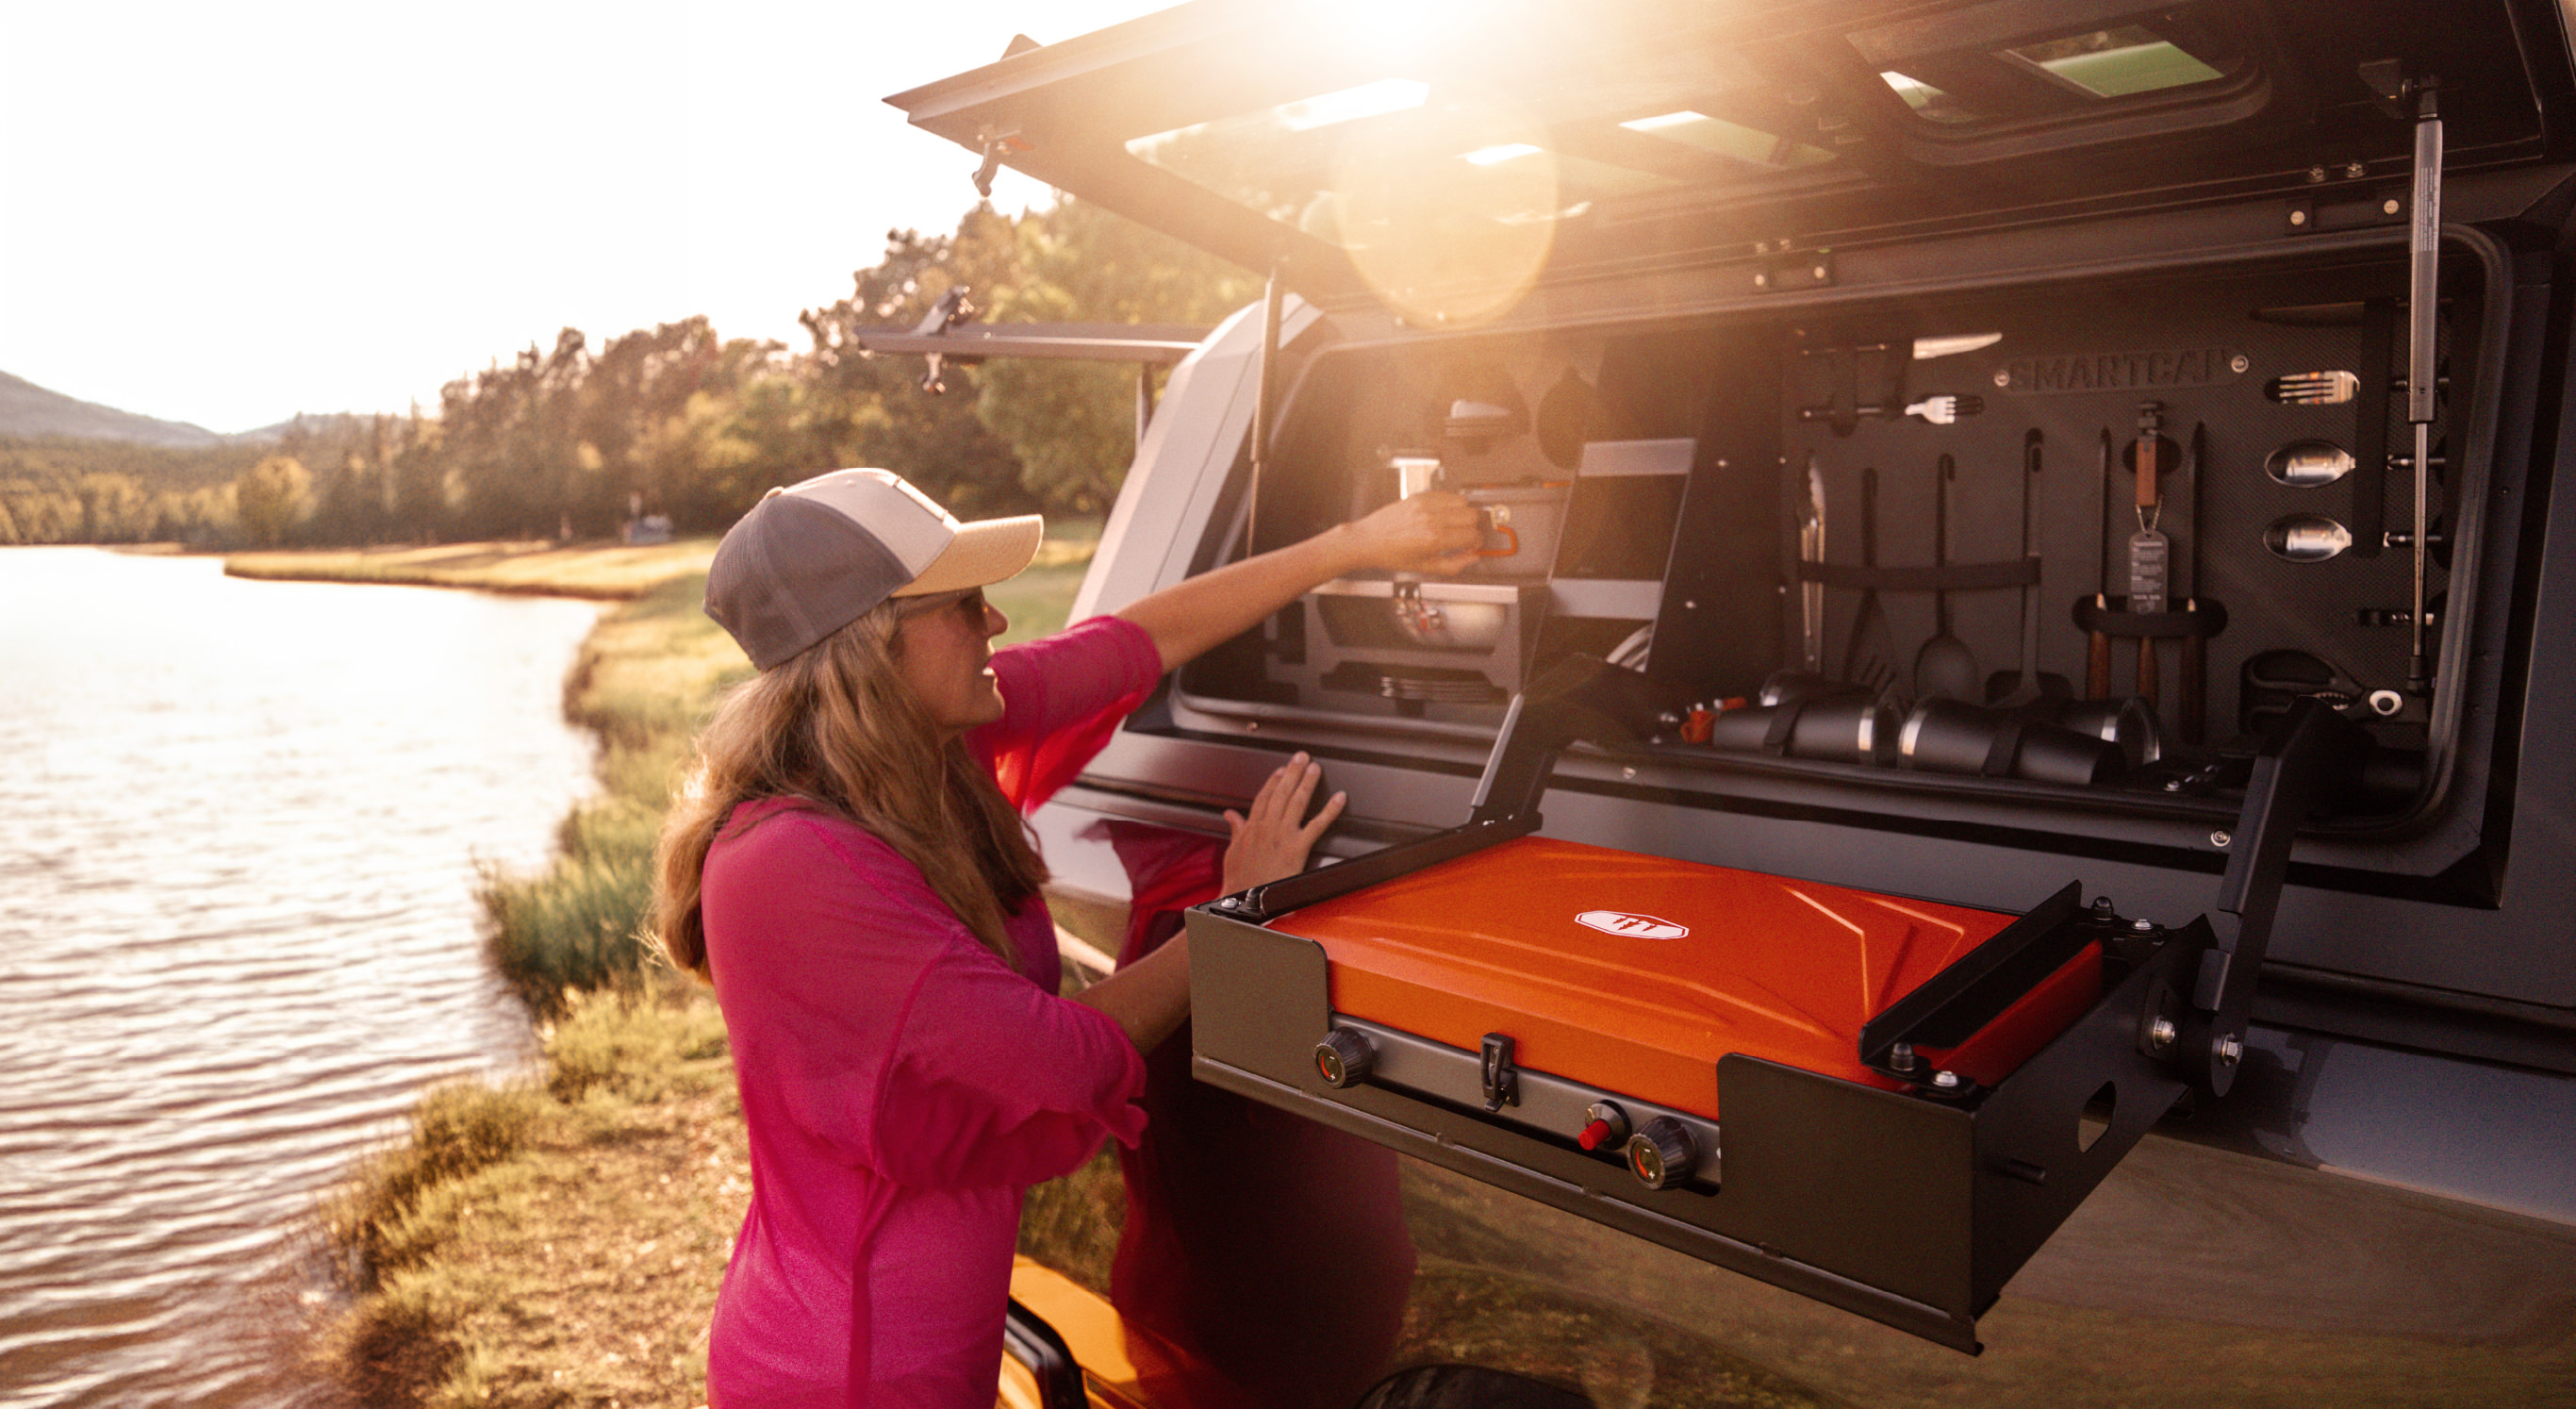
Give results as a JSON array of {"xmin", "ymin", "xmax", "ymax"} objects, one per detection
[{"xmin": 652, "ymin": 467, "xmax": 1478, "ymax": 1407}]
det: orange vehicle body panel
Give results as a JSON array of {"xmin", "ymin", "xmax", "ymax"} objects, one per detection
[
  {"xmin": 1006, "ymin": 1257, "xmax": 1214, "ymax": 1409},
  {"xmin": 1268, "ymin": 837, "xmax": 2100, "ymax": 1118}
]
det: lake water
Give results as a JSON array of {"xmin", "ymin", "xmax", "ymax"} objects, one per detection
[{"xmin": 0, "ymin": 548, "xmax": 603, "ymax": 1406}]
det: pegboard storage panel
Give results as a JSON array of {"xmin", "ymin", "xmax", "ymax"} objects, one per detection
[
  {"xmin": 1773, "ymin": 263, "xmax": 2475, "ymax": 757},
  {"xmin": 1173, "ymin": 243, "xmax": 2499, "ymax": 846}
]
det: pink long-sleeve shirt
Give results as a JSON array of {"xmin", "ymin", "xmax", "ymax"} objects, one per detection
[{"xmin": 700, "ymin": 616, "xmax": 1163, "ymax": 1408}]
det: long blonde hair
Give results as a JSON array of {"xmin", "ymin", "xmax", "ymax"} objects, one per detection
[{"xmin": 652, "ymin": 600, "xmax": 1047, "ymax": 978}]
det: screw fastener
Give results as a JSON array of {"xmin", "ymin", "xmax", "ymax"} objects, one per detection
[
  {"xmin": 1932, "ymin": 1069, "xmax": 1960, "ymax": 1089},
  {"xmin": 2150, "ymin": 1018, "xmax": 2177, "ymax": 1052},
  {"xmin": 1891, "ymin": 1041, "xmax": 1918, "ymax": 1072},
  {"xmin": 2216, "ymin": 1035, "xmax": 2245, "ymax": 1067},
  {"xmin": 2210, "ymin": 830, "xmax": 2234, "ymax": 849}
]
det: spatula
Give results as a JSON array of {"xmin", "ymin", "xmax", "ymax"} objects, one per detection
[{"xmin": 1842, "ymin": 466, "xmax": 1901, "ymax": 703}]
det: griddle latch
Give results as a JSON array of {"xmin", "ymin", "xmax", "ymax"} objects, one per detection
[{"xmin": 1479, "ymin": 1033, "xmax": 1521, "ymax": 1111}]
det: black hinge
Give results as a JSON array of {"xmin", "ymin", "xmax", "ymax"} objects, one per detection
[{"xmin": 1480, "ymin": 1033, "xmax": 1521, "ymax": 1112}]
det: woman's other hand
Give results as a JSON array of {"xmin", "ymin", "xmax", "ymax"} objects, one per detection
[
  {"xmin": 1339, "ymin": 490, "xmax": 1483, "ymax": 577},
  {"xmin": 1221, "ymin": 753, "xmax": 1346, "ymax": 894}
]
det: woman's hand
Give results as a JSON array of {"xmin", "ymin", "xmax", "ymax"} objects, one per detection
[
  {"xmin": 1113, "ymin": 489, "xmax": 1484, "ymax": 673},
  {"xmin": 1222, "ymin": 752, "xmax": 1346, "ymax": 894},
  {"xmin": 1336, "ymin": 490, "xmax": 1484, "ymax": 577}
]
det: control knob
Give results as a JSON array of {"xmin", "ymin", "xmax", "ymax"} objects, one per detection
[
  {"xmin": 1626, "ymin": 1117, "xmax": 1697, "ymax": 1190},
  {"xmin": 1313, "ymin": 1029, "xmax": 1375, "ymax": 1088}
]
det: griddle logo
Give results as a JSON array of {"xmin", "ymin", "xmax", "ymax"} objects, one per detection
[
  {"xmin": 1576, "ymin": 910, "xmax": 1689, "ymax": 939},
  {"xmin": 2003, "ymin": 347, "xmax": 2242, "ymax": 395}
]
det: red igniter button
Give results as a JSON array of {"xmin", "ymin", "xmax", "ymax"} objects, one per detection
[{"xmin": 1577, "ymin": 1101, "xmax": 1629, "ymax": 1152}]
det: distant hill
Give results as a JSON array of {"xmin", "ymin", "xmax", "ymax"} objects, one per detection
[
  {"xmin": 0, "ymin": 370, "xmax": 257, "ymax": 447},
  {"xmin": 233, "ymin": 412, "xmax": 355, "ymax": 444}
]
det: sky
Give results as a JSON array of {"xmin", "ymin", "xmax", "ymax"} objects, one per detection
[{"xmin": 0, "ymin": 0, "xmax": 1181, "ymax": 435}]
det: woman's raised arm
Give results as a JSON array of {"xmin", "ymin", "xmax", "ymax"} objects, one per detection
[{"xmin": 1113, "ymin": 492, "xmax": 1482, "ymax": 673}]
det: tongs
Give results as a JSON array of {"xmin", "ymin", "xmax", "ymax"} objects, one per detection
[{"xmin": 1797, "ymin": 456, "xmax": 1825, "ymax": 671}]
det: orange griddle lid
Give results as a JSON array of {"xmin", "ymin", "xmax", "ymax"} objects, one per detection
[{"xmin": 1266, "ymin": 836, "xmax": 2042, "ymax": 1119}]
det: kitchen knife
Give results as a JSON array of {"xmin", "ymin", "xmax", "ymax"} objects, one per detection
[{"xmin": 1913, "ymin": 332, "xmax": 2003, "ymax": 360}]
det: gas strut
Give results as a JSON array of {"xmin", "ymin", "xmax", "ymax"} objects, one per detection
[
  {"xmin": 2363, "ymin": 60, "xmax": 2444, "ymax": 694},
  {"xmin": 2404, "ymin": 76, "xmax": 2443, "ymax": 694}
]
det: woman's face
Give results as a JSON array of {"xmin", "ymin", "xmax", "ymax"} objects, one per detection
[{"xmin": 891, "ymin": 587, "xmax": 1009, "ymax": 738}]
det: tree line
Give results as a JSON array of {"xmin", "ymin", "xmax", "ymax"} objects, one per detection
[{"xmin": 0, "ymin": 200, "xmax": 1255, "ymax": 549}]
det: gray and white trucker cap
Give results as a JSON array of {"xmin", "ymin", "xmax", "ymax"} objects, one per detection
[{"xmin": 704, "ymin": 468, "xmax": 1042, "ymax": 670}]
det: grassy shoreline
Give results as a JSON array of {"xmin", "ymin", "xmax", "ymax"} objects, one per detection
[
  {"xmin": 270, "ymin": 542, "xmax": 751, "ymax": 1407},
  {"xmin": 251, "ymin": 536, "xmax": 1094, "ymax": 1406},
  {"xmin": 226, "ymin": 539, "xmax": 721, "ymax": 600}
]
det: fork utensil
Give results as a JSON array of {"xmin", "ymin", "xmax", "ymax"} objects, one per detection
[
  {"xmin": 1795, "ymin": 394, "xmax": 1985, "ymax": 424},
  {"xmin": 1902, "ymin": 394, "xmax": 1984, "ymax": 424},
  {"xmin": 2266, "ymin": 370, "xmax": 2360, "ymax": 405}
]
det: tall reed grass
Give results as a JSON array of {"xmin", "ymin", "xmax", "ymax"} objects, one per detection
[{"xmin": 476, "ymin": 572, "xmax": 746, "ymax": 1014}]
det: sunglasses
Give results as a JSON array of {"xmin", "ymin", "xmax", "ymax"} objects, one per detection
[{"xmin": 895, "ymin": 587, "xmax": 988, "ymax": 627}]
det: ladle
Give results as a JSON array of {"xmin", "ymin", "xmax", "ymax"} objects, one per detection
[{"xmin": 1914, "ymin": 454, "xmax": 1980, "ymax": 701}]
